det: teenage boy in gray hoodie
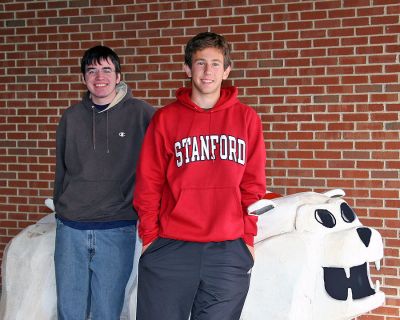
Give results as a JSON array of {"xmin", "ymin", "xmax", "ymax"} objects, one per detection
[{"xmin": 53, "ymin": 45, "xmax": 154, "ymax": 320}]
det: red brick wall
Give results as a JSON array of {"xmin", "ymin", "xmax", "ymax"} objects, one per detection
[{"xmin": 1, "ymin": 0, "xmax": 399, "ymax": 318}]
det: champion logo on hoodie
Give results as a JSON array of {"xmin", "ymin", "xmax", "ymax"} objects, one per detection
[{"xmin": 174, "ymin": 134, "xmax": 246, "ymax": 168}]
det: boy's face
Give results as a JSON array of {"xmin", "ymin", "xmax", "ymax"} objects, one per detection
[
  {"xmin": 82, "ymin": 58, "xmax": 121, "ymax": 105},
  {"xmin": 184, "ymin": 47, "xmax": 231, "ymax": 100}
]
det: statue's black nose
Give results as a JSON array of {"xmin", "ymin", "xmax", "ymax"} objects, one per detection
[{"xmin": 357, "ymin": 227, "xmax": 372, "ymax": 247}]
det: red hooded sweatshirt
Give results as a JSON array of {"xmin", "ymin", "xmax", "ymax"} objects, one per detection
[{"xmin": 134, "ymin": 86, "xmax": 266, "ymax": 246}]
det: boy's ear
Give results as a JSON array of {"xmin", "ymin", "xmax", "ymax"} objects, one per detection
[
  {"xmin": 223, "ymin": 65, "xmax": 231, "ymax": 80},
  {"xmin": 184, "ymin": 64, "xmax": 192, "ymax": 78}
]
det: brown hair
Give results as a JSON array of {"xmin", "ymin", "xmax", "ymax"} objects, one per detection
[{"xmin": 184, "ymin": 32, "xmax": 232, "ymax": 70}]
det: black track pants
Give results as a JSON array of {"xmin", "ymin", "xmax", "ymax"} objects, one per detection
[{"xmin": 136, "ymin": 238, "xmax": 254, "ymax": 320}]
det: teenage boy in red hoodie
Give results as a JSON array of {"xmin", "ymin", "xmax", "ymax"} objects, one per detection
[{"xmin": 134, "ymin": 32, "xmax": 266, "ymax": 320}]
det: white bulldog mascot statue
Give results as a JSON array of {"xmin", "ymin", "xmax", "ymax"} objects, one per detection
[
  {"xmin": 0, "ymin": 189, "xmax": 385, "ymax": 320},
  {"xmin": 242, "ymin": 189, "xmax": 385, "ymax": 320}
]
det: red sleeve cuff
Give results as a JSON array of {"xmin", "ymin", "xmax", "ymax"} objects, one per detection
[
  {"xmin": 242, "ymin": 234, "xmax": 254, "ymax": 247},
  {"xmin": 142, "ymin": 235, "xmax": 158, "ymax": 246}
]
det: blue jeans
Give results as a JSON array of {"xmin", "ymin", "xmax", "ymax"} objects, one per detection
[{"xmin": 54, "ymin": 219, "xmax": 136, "ymax": 320}]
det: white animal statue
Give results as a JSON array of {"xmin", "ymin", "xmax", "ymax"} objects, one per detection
[
  {"xmin": 242, "ymin": 189, "xmax": 385, "ymax": 320},
  {"xmin": 0, "ymin": 189, "xmax": 385, "ymax": 320}
]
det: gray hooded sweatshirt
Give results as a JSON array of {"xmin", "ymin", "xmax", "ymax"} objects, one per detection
[{"xmin": 53, "ymin": 82, "xmax": 154, "ymax": 222}]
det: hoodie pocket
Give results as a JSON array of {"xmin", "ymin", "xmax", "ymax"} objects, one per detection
[
  {"xmin": 162, "ymin": 187, "xmax": 243, "ymax": 240},
  {"xmin": 57, "ymin": 180, "xmax": 124, "ymax": 217}
]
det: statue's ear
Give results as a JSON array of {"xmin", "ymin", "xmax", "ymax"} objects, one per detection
[
  {"xmin": 247, "ymin": 199, "xmax": 276, "ymax": 216},
  {"xmin": 45, "ymin": 198, "xmax": 55, "ymax": 212},
  {"xmin": 323, "ymin": 189, "xmax": 345, "ymax": 198}
]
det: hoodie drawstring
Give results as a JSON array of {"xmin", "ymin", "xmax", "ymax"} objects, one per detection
[
  {"xmin": 92, "ymin": 106, "xmax": 96, "ymax": 150},
  {"xmin": 106, "ymin": 111, "xmax": 110, "ymax": 154},
  {"xmin": 209, "ymin": 111, "xmax": 214, "ymax": 163},
  {"xmin": 92, "ymin": 107, "xmax": 110, "ymax": 153}
]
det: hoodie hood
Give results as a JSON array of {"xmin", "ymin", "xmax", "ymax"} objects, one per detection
[
  {"xmin": 176, "ymin": 86, "xmax": 239, "ymax": 113},
  {"xmin": 100, "ymin": 81, "xmax": 128, "ymax": 112},
  {"xmin": 82, "ymin": 81, "xmax": 129, "ymax": 112}
]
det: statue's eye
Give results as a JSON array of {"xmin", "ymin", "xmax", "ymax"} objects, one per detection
[
  {"xmin": 341, "ymin": 202, "xmax": 356, "ymax": 223},
  {"xmin": 315, "ymin": 209, "xmax": 336, "ymax": 228}
]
